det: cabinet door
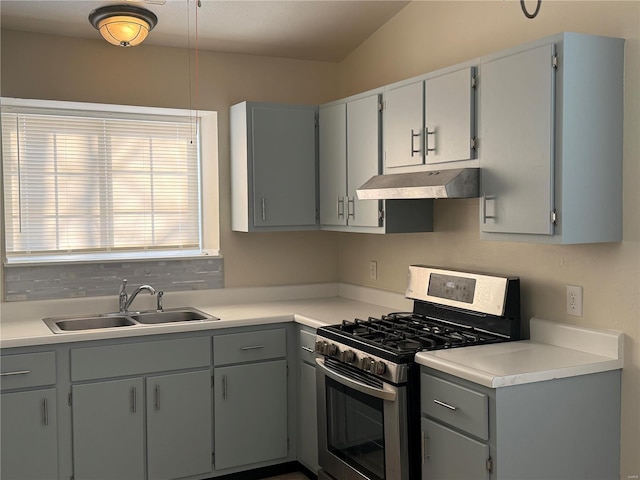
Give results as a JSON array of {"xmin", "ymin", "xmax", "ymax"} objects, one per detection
[
  {"xmin": 347, "ymin": 93, "xmax": 382, "ymax": 227},
  {"xmin": 319, "ymin": 102, "xmax": 347, "ymax": 226},
  {"xmin": 425, "ymin": 67, "xmax": 476, "ymax": 164},
  {"xmin": 384, "ymin": 81, "xmax": 424, "ymax": 169},
  {"xmin": 147, "ymin": 370, "xmax": 213, "ymax": 480},
  {"xmin": 214, "ymin": 360, "xmax": 288, "ymax": 471},
  {"xmin": 422, "ymin": 418, "xmax": 490, "ymax": 480},
  {"xmin": 1, "ymin": 389, "xmax": 58, "ymax": 480},
  {"xmin": 480, "ymin": 44, "xmax": 555, "ymax": 235},
  {"xmin": 72, "ymin": 378, "xmax": 145, "ymax": 480},
  {"xmin": 298, "ymin": 361, "xmax": 318, "ymax": 472},
  {"xmin": 251, "ymin": 105, "xmax": 317, "ymax": 227}
]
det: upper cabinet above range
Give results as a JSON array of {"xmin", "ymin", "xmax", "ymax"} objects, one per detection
[
  {"xmin": 383, "ymin": 64, "xmax": 478, "ymax": 173},
  {"xmin": 231, "ymin": 102, "xmax": 318, "ymax": 232},
  {"xmin": 479, "ymin": 33, "xmax": 624, "ymax": 244}
]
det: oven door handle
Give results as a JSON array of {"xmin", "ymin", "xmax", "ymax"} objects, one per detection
[{"xmin": 315, "ymin": 358, "xmax": 397, "ymax": 402}]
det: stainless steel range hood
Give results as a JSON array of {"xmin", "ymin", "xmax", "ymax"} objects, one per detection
[{"xmin": 356, "ymin": 168, "xmax": 479, "ymax": 200}]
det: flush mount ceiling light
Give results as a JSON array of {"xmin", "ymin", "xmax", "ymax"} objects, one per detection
[{"xmin": 89, "ymin": 4, "xmax": 158, "ymax": 47}]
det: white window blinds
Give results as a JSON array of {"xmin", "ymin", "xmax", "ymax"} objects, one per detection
[{"xmin": 2, "ymin": 104, "xmax": 201, "ymax": 261}]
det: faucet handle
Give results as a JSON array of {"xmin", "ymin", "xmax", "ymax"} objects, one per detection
[
  {"xmin": 157, "ymin": 291, "xmax": 164, "ymax": 312},
  {"xmin": 119, "ymin": 279, "xmax": 128, "ymax": 294}
]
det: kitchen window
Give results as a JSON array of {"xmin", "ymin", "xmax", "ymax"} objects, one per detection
[{"xmin": 1, "ymin": 98, "xmax": 216, "ymax": 264}]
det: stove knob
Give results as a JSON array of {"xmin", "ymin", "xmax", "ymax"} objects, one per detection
[
  {"xmin": 374, "ymin": 360, "xmax": 387, "ymax": 376},
  {"xmin": 341, "ymin": 350, "xmax": 356, "ymax": 363},
  {"xmin": 360, "ymin": 357, "xmax": 375, "ymax": 372},
  {"xmin": 326, "ymin": 343, "xmax": 339, "ymax": 357},
  {"xmin": 315, "ymin": 340, "xmax": 327, "ymax": 355}
]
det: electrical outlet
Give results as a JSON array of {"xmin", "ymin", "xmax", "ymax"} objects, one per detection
[
  {"xmin": 369, "ymin": 261, "xmax": 377, "ymax": 280},
  {"xmin": 566, "ymin": 285, "xmax": 583, "ymax": 317}
]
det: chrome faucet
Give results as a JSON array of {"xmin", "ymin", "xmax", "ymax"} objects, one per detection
[{"xmin": 119, "ymin": 279, "xmax": 156, "ymax": 313}]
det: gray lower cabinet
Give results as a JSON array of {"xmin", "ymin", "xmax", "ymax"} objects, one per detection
[
  {"xmin": 1, "ymin": 388, "xmax": 58, "ymax": 480},
  {"xmin": 421, "ymin": 368, "xmax": 621, "ymax": 479},
  {"xmin": 214, "ymin": 360, "xmax": 288, "ymax": 470},
  {"xmin": 72, "ymin": 378, "xmax": 145, "ymax": 480},
  {"xmin": 213, "ymin": 328, "xmax": 289, "ymax": 472},
  {"xmin": 146, "ymin": 370, "xmax": 213, "ymax": 480},
  {"xmin": 297, "ymin": 327, "xmax": 318, "ymax": 472},
  {"xmin": 0, "ymin": 351, "xmax": 58, "ymax": 480},
  {"xmin": 70, "ymin": 336, "xmax": 213, "ymax": 480},
  {"xmin": 421, "ymin": 417, "xmax": 489, "ymax": 480}
]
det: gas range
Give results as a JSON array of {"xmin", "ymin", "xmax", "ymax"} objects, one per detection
[
  {"xmin": 316, "ymin": 265, "xmax": 521, "ymax": 382},
  {"xmin": 315, "ymin": 265, "xmax": 521, "ymax": 480}
]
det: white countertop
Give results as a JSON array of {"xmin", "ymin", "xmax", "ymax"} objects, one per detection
[
  {"xmin": 0, "ymin": 286, "xmax": 624, "ymax": 389},
  {"xmin": 415, "ymin": 317, "xmax": 624, "ymax": 388}
]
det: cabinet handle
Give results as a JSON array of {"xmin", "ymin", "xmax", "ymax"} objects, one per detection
[
  {"xmin": 222, "ymin": 375, "xmax": 228, "ymax": 400},
  {"xmin": 422, "ymin": 430, "xmax": 430, "ymax": 461},
  {"xmin": 347, "ymin": 197, "xmax": 355, "ymax": 219},
  {"xmin": 433, "ymin": 398, "xmax": 458, "ymax": 411},
  {"xmin": 154, "ymin": 385, "xmax": 160, "ymax": 411},
  {"xmin": 482, "ymin": 193, "xmax": 497, "ymax": 224},
  {"xmin": 301, "ymin": 346, "xmax": 315, "ymax": 353},
  {"xmin": 410, "ymin": 129, "xmax": 422, "ymax": 157},
  {"xmin": 337, "ymin": 197, "xmax": 345, "ymax": 218},
  {"xmin": 42, "ymin": 397, "xmax": 49, "ymax": 426},
  {"xmin": 130, "ymin": 387, "xmax": 137, "ymax": 413},
  {"xmin": 0, "ymin": 370, "xmax": 31, "ymax": 377},
  {"xmin": 261, "ymin": 197, "xmax": 266, "ymax": 221},
  {"xmin": 425, "ymin": 128, "xmax": 436, "ymax": 154},
  {"xmin": 240, "ymin": 345, "xmax": 264, "ymax": 351}
]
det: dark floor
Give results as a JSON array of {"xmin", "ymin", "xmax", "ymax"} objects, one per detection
[{"xmin": 261, "ymin": 473, "xmax": 311, "ymax": 480}]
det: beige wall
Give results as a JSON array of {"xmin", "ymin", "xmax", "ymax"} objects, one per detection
[
  {"xmin": 0, "ymin": 29, "xmax": 341, "ymax": 289},
  {"xmin": 337, "ymin": 1, "xmax": 639, "ymax": 477},
  {"xmin": 1, "ymin": 1, "xmax": 638, "ymax": 475}
]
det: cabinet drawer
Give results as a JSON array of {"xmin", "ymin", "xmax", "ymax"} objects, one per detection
[
  {"xmin": 71, "ymin": 337, "xmax": 211, "ymax": 381},
  {"xmin": 299, "ymin": 328, "xmax": 316, "ymax": 364},
  {"xmin": 421, "ymin": 373, "xmax": 488, "ymax": 440},
  {"xmin": 214, "ymin": 328, "xmax": 286, "ymax": 366},
  {"xmin": 0, "ymin": 352, "xmax": 56, "ymax": 391}
]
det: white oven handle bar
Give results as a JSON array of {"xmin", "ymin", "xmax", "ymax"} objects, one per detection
[{"xmin": 315, "ymin": 357, "xmax": 397, "ymax": 402}]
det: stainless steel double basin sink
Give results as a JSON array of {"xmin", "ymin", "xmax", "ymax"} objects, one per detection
[{"xmin": 43, "ymin": 307, "xmax": 219, "ymax": 334}]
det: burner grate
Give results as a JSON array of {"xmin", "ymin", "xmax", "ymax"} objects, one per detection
[{"xmin": 336, "ymin": 312, "xmax": 505, "ymax": 355}]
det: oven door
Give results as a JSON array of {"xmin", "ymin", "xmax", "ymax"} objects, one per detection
[{"xmin": 316, "ymin": 357, "xmax": 409, "ymax": 480}]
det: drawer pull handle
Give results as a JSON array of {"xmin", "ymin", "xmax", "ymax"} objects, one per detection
[
  {"xmin": 301, "ymin": 346, "xmax": 315, "ymax": 353},
  {"xmin": 433, "ymin": 398, "xmax": 458, "ymax": 411},
  {"xmin": 1, "ymin": 370, "xmax": 31, "ymax": 377},
  {"xmin": 240, "ymin": 345, "xmax": 264, "ymax": 351}
]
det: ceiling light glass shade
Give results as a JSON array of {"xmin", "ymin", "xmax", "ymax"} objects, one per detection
[{"xmin": 89, "ymin": 5, "xmax": 158, "ymax": 47}]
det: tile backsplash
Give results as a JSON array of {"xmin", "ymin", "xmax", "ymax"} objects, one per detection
[{"xmin": 4, "ymin": 257, "xmax": 224, "ymax": 302}]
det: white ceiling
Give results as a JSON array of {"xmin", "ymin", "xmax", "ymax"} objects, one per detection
[{"xmin": 0, "ymin": 0, "xmax": 410, "ymax": 61}]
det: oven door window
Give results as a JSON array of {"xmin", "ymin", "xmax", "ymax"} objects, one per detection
[{"xmin": 326, "ymin": 376, "xmax": 386, "ymax": 480}]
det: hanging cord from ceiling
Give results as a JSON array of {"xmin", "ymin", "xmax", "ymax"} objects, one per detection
[
  {"xmin": 186, "ymin": 0, "xmax": 201, "ymax": 144},
  {"xmin": 520, "ymin": 0, "xmax": 542, "ymax": 19}
]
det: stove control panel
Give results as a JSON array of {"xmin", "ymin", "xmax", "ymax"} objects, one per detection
[{"xmin": 315, "ymin": 337, "xmax": 403, "ymax": 383}]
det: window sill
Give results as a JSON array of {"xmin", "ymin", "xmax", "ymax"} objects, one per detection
[{"xmin": 4, "ymin": 249, "xmax": 221, "ymax": 267}]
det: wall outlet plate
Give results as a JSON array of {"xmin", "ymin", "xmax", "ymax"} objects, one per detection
[
  {"xmin": 566, "ymin": 285, "xmax": 583, "ymax": 317},
  {"xmin": 369, "ymin": 261, "xmax": 377, "ymax": 280}
]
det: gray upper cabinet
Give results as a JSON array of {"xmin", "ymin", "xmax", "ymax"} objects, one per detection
[
  {"xmin": 319, "ymin": 92, "xmax": 382, "ymax": 230},
  {"xmin": 319, "ymin": 91, "xmax": 434, "ymax": 234},
  {"xmin": 384, "ymin": 81, "xmax": 425, "ymax": 169},
  {"xmin": 479, "ymin": 33, "xmax": 624, "ymax": 243},
  {"xmin": 424, "ymin": 67, "xmax": 476, "ymax": 165},
  {"xmin": 231, "ymin": 101, "xmax": 319, "ymax": 232},
  {"xmin": 384, "ymin": 66, "xmax": 477, "ymax": 172}
]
